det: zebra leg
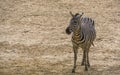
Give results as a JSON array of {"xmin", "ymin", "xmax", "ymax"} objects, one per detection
[
  {"xmin": 81, "ymin": 50, "xmax": 85, "ymax": 66},
  {"xmin": 87, "ymin": 49, "xmax": 90, "ymax": 67},
  {"xmin": 72, "ymin": 46, "xmax": 78, "ymax": 73},
  {"xmin": 84, "ymin": 49, "xmax": 88, "ymax": 71}
]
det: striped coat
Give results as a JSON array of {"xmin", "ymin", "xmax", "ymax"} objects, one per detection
[
  {"xmin": 66, "ymin": 12, "xmax": 96, "ymax": 72},
  {"xmin": 72, "ymin": 17, "xmax": 96, "ymax": 48}
]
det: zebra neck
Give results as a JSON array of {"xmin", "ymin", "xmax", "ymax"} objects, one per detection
[
  {"xmin": 73, "ymin": 28, "xmax": 81, "ymax": 36},
  {"xmin": 72, "ymin": 30, "xmax": 85, "ymax": 44},
  {"xmin": 73, "ymin": 31, "xmax": 80, "ymax": 36},
  {"xmin": 72, "ymin": 30, "xmax": 81, "ymax": 40}
]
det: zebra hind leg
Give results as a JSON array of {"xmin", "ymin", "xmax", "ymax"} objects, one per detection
[
  {"xmin": 87, "ymin": 49, "xmax": 90, "ymax": 67},
  {"xmin": 84, "ymin": 50, "xmax": 88, "ymax": 71}
]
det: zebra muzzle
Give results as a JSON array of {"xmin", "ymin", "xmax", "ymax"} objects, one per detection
[{"xmin": 66, "ymin": 27, "xmax": 72, "ymax": 35}]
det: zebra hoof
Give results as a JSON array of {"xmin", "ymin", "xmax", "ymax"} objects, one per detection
[
  {"xmin": 85, "ymin": 67, "xmax": 88, "ymax": 71},
  {"xmin": 85, "ymin": 69, "xmax": 88, "ymax": 71},
  {"xmin": 81, "ymin": 63, "xmax": 85, "ymax": 66},
  {"xmin": 72, "ymin": 69, "xmax": 75, "ymax": 73},
  {"xmin": 88, "ymin": 64, "xmax": 90, "ymax": 67}
]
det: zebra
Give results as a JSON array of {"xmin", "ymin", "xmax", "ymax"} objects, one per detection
[{"xmin": 65, "ymin": 12, "xmax": 96, "ymax": 72}]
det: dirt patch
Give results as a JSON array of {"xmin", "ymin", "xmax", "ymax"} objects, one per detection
[{"xmin": 0, "ymin": 0, "xmax": 120, "ymax": 75}]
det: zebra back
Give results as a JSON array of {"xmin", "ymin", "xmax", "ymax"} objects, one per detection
[{"xmin": 80, "ymin": 17, "xmax": 96, "ymax": 46}]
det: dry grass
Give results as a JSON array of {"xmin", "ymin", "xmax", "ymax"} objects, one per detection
[{"xmin": 0, "ymin": 0, "xmax": 120, "ymax": 75}]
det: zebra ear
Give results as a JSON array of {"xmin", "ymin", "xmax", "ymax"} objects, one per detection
[
  {"xmin": 70, "ymin": 11, "xmax": 74, "ymax": 17},
  {"xmin": 76, "ymin": 12, "xmax": 84, "ymax": 18},
  {"xmin": 80, "ymin": 12, "xmax": 84, "ymax": 16},
  {"xmin": 79, "ymin": 12, "xmax": 84, "ymax": 17}
]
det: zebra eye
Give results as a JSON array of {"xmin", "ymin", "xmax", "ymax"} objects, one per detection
[
  {"xmin": 74, "ymin": 21, "xmax": 77, "ymax": 24},
  {"xmin": 73, "ymin": 21, "xmax": 78, "ymax": 26}
]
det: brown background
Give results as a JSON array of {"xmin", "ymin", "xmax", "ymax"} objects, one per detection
[{"xmin": 0, "ymin": 0, "xmax": 120, "ymax": 75}]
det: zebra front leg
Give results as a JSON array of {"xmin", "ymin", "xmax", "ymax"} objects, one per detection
[
  {"xmin": 72, "ymin": 46, "xmax": 78, "ymax": 73},
  {"xmin": 81, "ymin": 50, "xmax": 85, "ymax": 66}
]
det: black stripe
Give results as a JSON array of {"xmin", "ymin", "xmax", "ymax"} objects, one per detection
[
  {"xmin": 80, "ymin": 32, "xmax": 84, "ymax": 41},
  {"xmin": 78, "ymin": 32, "xmax": 85, "ymax": 44},
  {"xmin": 87, "ymin": 18, "xmax": 89, "ymax": 23},
  {"xmin": 93, "ymin": 20, "xmax": 94, "ymax": 26},
  {"xmin": 90, "ymin": 18, "xmax": 92, "ymax": 22}
]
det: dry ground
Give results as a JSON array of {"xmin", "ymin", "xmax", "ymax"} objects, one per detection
[{"xmin": 0, "ymin": 0, "xmax": 120, "ymax": 75}]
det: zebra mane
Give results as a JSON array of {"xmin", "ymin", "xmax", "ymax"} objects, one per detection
[{"xmin": 74, "ymin": 13, "xmax": 79, "ymax": 17}]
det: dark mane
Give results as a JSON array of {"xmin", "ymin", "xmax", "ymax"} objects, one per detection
[{"xmin": 74, "ymin": 13, "xmax": 79, "ymax": 17}]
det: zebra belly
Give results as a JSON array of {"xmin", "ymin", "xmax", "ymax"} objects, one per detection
[{"xmin": 72, "ymin": 39, "xmax": 92, "ymax": 49}]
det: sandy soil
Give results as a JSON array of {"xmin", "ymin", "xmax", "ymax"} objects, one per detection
[{"xmin": 0, "ymin": 0, "xmax": 120, "ymax": 75}]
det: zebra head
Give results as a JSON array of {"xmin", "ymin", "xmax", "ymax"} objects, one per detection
[{"xmin": 66, "ymin": 12, "xmax": 84, "ymax": 35}]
